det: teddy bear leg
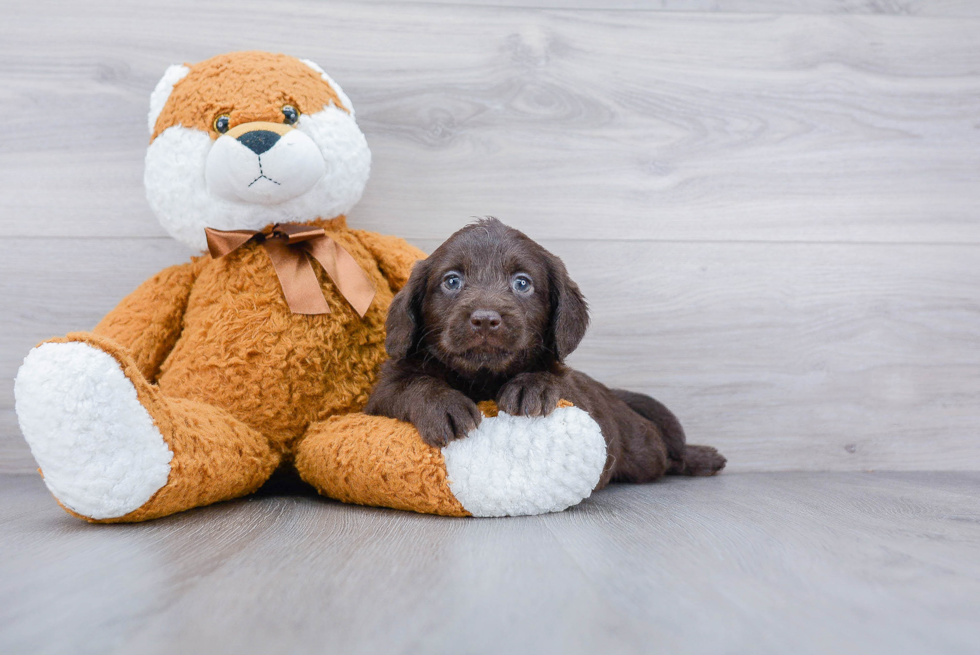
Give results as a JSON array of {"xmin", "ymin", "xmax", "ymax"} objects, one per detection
[
  {"xmin": 293, "ymin": 413, "xmax": 470, "ymax": 516},
  {"xmin": 15, "ymin": 336, "xmax": 280, "ymax": 523},
  {"xmin": 293, "ymin": 405, "xmax": 609, "ymax": 517}
]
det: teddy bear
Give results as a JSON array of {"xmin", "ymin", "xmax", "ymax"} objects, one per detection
[{"xmin": 13, "ymin": 51, "xmax": 607, "ymax": 522}]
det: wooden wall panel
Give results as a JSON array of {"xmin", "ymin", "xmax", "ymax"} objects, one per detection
[
  {"xmin": 369, "ymin": 1, "xmax": 980, "ymax": 17},
  {"xmin": 1, "ymin": 0, "xmax": 977, "ymax": 473},
  {"xmin": 1, "ymin": 2, "xmax": 978, "ymax": 242}
]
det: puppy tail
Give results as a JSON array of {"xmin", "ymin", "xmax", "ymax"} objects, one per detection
[
  {"xmin": 612, "ymin": 388, "xmax": 726, "ymax": 476},
  {"xmin": 669, "ymin": 445, "xmax": 727, "ymax": 477}
]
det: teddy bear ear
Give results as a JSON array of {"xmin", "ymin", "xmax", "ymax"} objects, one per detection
[
  {"xmin": 147, "ymin": 64, "xmax": 191, "ymax": 135},
  {"xmin": 299, "ymin": 58, "xmax": 355, "ymax": 117}
]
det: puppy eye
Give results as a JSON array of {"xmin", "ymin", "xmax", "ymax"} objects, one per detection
[
  {"xmin": 214, "ymin": 115, "xmax": 230, "ymax": 134},
  {"xmin": 282, "ymin": 105, "xmax": 299, "ymax": 125},
  {"xmin": 442, "ymin": 272, "xmax": 463, "ymax": 292},
  {"xmin": 512, "ymin": 274, "xmax": 533, "ymax": 294}
]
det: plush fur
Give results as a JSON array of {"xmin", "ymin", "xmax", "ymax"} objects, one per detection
[
  {"xmin": 14, "ymin": 52, "xmax": 420, "ymax": 521},
  {"xmin": 15, "ymin": 51, "xmax": 605, "ymax": 521},
  {"xmin": 145, "ymin": 51, "xmax": 371, "ymax": 252},
  {"xmin": 14, "ymin": 342, "xmax": 173, "ymax": 520},
  {"xmin": 147, "ymin": 64, "xmax": 189, "ymax": 134},
  {"xmin": 442, "ymin": 401, "xmax": 606, "ymax": 517},
  {"xmin": 295, "ymin": 412, "xmax": 470, "ymax": 517}
]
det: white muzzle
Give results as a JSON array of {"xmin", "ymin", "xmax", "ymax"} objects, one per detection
[{"xmin": 205, "ymin": 122, "xmax": 326, "ymax": 205}]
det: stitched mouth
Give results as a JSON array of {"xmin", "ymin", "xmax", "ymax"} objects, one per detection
[{"xmin": 248, "ymin": 155, "xmax": 280, "ymax": 187}]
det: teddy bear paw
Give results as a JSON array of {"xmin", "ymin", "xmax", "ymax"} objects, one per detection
[
  {"xmin": 14, "ymin": 342, "xmax": 173, "ymax": 520},
  {"xmin": 441, "ymin": 405, "xmax": 607, "ymax": 517}
]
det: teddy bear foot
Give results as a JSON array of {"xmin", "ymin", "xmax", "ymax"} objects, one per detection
[
  {"xmin": 14, "ymin": 342, "xmax": 173, "ymax": 520},
  {"xmin": 442, "ymin": 404, "xmax": 607, "ymax": 517}
]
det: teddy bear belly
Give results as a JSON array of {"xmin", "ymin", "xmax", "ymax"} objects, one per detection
[
  {"xmin": 149, "ymin": 242, "xmax": 392, "ymax": 448},
  {"xmin": 154, "ymin": 307, "xmax": 388, "ymax": 450}
]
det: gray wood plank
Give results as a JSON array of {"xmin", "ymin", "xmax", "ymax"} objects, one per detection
[
  {"xmin": 0, "ymin": 237, "xmax": 193, "ymax": 376},
  {"xmin": 1, "ymin": 1, "xmax": 978, "ymax": 243},
  {"xmin": 368, "ymin": 0, "xmax": 980, "ymax": 17},
  {"xmin": 560, "ymin": 239, "xmax": 980, "ymax": 472},
  {"xmin": 544, "ymin": 471, "xmax": 980, "ymax": 655},
  {"xmin": 0, "ymin": 406, "xmax": 32, "ymax": 475},
  {"xmin": 1, "ymin": 471, "xmax": 977, "ymax": 655},
  {"xmin": 3, "ymin": 236, "xmax": 977, "ymax": 473}
]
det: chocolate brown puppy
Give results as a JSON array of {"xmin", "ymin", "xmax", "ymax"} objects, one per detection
[{"xmin": 365, "ymin": 218, "xmax": 725, "ymax": 488}]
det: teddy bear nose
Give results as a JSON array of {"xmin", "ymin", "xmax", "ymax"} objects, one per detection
[{"xmin": 237, "ymin": 130, "xmax": 281, "ymax": 155}]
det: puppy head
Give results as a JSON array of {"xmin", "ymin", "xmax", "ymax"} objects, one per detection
[
  {"xmin": 386, "ymin": 218, "xmax": 589, "ymax": 376},
  {"xmin": 144, "ymin": 51, "xmax": 371, "ymax": 251}
]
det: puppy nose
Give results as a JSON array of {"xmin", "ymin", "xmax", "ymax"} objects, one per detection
[
  {"xmin": 237, "ymin": 130, "xmax": 281, "ymax": 155},
  {"xmin": 470, "ymin": 310, "xmax": 502, "ymax": 331}
]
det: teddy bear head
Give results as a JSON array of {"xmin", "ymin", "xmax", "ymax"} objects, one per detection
[{"xmin": 144, "ymin": 51, "xmax": 371, "ymax": 252}]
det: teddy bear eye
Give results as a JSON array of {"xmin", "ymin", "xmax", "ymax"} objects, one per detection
[
  {"xmin": 282, "ymin": 105, "xmax": 299, "ymax": 125},
  {"xmin": 214, "ymin": 115, "xmax": 230, "ymax": 134}
]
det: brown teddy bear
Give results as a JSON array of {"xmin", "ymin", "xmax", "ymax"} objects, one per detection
[{"xmin": 14, "ymin": 51, "xmax": 608, "ymax": 522}]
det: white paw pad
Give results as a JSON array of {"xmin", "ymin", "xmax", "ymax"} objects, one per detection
[
  {"xmin": 442, "ymin": 406, "xmax": 607, "ymax": 517},
  {"xmin": 14, "ymin": 342, "xmax": 173, "ymax": 519}
]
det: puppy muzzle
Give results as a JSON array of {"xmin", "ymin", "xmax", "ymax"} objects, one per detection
[{"xmin": 205, "ymin": 121, "xmax": 326, "ymax": 205}]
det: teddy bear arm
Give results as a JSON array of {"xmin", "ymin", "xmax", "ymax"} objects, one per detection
[
  {"xmin": 350, "ymin": 230, "xmax": 427, "ymax": 293},
  {"xmin": 92, "ymin": 257, "xmax": 208, "ymax": 381},
  {"xmin": 294, "ymin": 401, "xmax": 609, "ymax": 518}
]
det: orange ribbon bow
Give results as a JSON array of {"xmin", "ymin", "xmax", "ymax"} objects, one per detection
[{"xmin": 204, "ymin": 223, "xmax": 376, "ymax": 317}]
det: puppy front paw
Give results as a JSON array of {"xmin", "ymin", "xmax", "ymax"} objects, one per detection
[
  {"xmin": 497, "ymin": 372, "xmax": 563, "ymax": 417},
  {"xmin": 411, "ymin": 391, "xmax": 483, "ymax": 448}
]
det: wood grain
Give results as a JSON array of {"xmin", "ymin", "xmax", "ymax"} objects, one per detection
[
  {"xmin": 1, "ymin": 1, "xmax": 978, "ymax": 243},
  {"xmin": 1, "ymin": 471, "xmax": 977, "ymax": 654},
  {"xmin": 560, "ymin": 239, "xmax": 980, "ymax": 471},
  {"xmin": 545, "ymin": 471, "xmax": 980, "ymax": 655},
  {"xmin": 368, "ymin": 0, "xmax": 980, "ymax": 17},
  {"xmin": 0, "ymin": 408, "xmax": 31, "ymax": 475}
]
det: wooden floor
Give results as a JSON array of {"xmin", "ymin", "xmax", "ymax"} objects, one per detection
[{"xmin": 1, "ymin": 471, "xmax": 977, "ymax": 655}]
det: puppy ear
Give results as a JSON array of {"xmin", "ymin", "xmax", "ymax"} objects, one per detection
[
  {"xmin": 547, "ymin": 255, "xmax": 589, "ymax": 361},
  {"xmin": 385, "ymin": 258, "xmax": 431, "ymax": 359}
]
